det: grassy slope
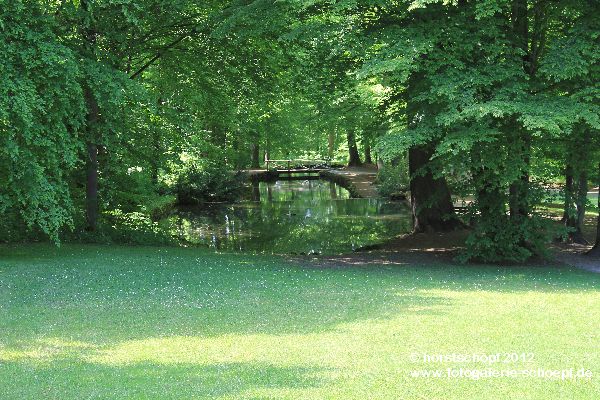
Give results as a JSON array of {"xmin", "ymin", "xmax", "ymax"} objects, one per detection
[{"xmin": 0, "ymin": 244, "xmax": 598, "ymax": 399}]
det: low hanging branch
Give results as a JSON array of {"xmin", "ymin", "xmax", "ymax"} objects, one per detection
[{"xmin": 129, "ymin": 28, "xmax": 197, "ymax": 80}]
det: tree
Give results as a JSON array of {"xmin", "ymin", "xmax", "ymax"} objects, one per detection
[
  {"xmin": 0, "ymin": 1, "xmax": 84, "ymax": 241},
  {"xmin": 589, "ymin": 163, "xmax": 600, "ymax": 257}
]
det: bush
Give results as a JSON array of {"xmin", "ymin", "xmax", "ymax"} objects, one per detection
[
  {"xmin": 459, "ymin": 214, "xmax": 558, "ymax": 263},
  {"xmin": 68, "ymin": 209, "xmax": 175, "ymax": 245},
  {"xmin": 174, "ymin": 161, "xmax": 246, "ymax": 204}
]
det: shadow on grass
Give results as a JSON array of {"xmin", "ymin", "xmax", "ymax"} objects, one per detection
[
  {"xmin": 1, "ymin": 244, "xmax": 599, "ymax": 399},
  {"xmin": 0, "ymin": 244, "xmax": 598, "ymax": 340},
  {"xmin": 0, "ymin": 360, "xmax": 327, "ymax": 399},
  {"xmin": 0, "ymin": 245, "xmax": 457, "ymax": 340}
]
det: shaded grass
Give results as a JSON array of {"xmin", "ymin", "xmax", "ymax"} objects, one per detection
[
  {"xmin": 0, "ymin": 244, "xmax": 599, "ymax": 399},
  {"xmin": 538, "ymin": 205, "xmax": 598, "ymax": 244}
]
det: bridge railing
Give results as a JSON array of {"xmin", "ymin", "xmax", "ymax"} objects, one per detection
[{"xmin": 265, "ymin": 159, "xmax": 330, "ymax": 171}]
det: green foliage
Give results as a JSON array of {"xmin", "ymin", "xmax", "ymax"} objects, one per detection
[
  {"xmin": 2, "ymin": 0, "xmax": 599, "ymax": 258},
  {"xmin": 461, "ymin": 215, "xmax": 557, "ymax": 263},
  {"xmin": 101, "ymin": 210, "xmax": 175, "ymax": 245},
  {"xmin": 376, "ymin": 162, "xmax": 409, "ymax": 199},
  {"xmin": 174, "ymin": 160, "xmax": 246, "ymax": 204},
  {"xmin": 66, "ymin": 209, "xmax": 175, "ymax": 245},
  {"xmin": 0, "ymin": 1, "xmax": 84, "ymax": 241}
]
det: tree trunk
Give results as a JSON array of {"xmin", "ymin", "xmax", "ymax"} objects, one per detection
[
  {"xmin": 83, "ymin": 86, "xmax": 100, "ymax": 231},
  {"xmin": 347, "ymin": 130, "xmax": 362, "ymax": 167},
  {"xmin": 563, "ymin": 165, "xmax": 589, "ymax": 244},
  {"xmin": 565, "ymin": 128, "xmax": 591, "ymax": 244},
  {"xmin": 85, "ymin": 142, "xmax": 99, "ymax": 231},
  {"xmin": 508, "ymin": 0, "xmax": 532, "ymax": 221},
  {"xmin": 572, "ymin": 169, "xmax": 589, "ymax": 244},
  {"xmin": 81, "ymin": 0, "xmax": 100, "ymax": 231},
  {"xmin": 563, "ymin": 164, "xmax": 575, "ymax": 223},
  {"xmin": 509, "ymin": 132, "xmax": 531, "ymax": 219},
  {"xmin": 328, "ymin": 132, "xmax": 335, "ymax": 160},
  {"xmin": 405, "ymin": 70, "xmax": 459, "ymax": 232},
  {"xmin": 588, "ymin": 164, "xmax": 600, "ymax": 257},
  {"xmin": 364, "ymin": 141, "xmax": 373, "ymax": 164},
  {"xmin": 409, "ymin": 145, "xmax": 461, "ymax": 233},
  {"xmin": 250, "ymin": 141, "xmax": 260, "ymax": 169},
  {"xmin": 377, "ymin": 157, "xmax": 384, "ymax": 170}
]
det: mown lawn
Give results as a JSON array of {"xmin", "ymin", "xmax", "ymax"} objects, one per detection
[{"xmin": 0, "ymin": 244, "xmax": 598, "ymax": 399}]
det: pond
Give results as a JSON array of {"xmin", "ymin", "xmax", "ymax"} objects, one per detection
[{"xmin": 160, "ymin": 180, "xmax": 412, "ymax": 254}]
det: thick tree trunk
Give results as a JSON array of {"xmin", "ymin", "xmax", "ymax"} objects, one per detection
[
  {"xmin": 409, "ymin": 145, "xmax": 461, "ymax": 233},
  {"xmin": 81, "ymin": 0, "xmax": 100, "ymax": 231},
  {"xmin": 364, "ymin": 141, "xmax": 373, "ymax": 164},
  {"xmin": 83, "ymin": 87, "xmax": 100, "ymax": 231},
  {"xmin": 405, "ymin": 70, "xmax": 459, "ymax": 232},
  {"xmin": 573, "ymin": 170, "xmax": 590, "ymax": 244},
  {"xmin": 347, "ymin": 130, "xmax": 362, "ymax": 167},
  {"xmin": 85, "ymin": 142, "xmax": 99, "ymax": 231},
  {"xmin": 508, "ymin": 0, "xmax": 532, "ymax": 221},
  {"xmin": 563, "ymin": 164, "xmax": 575, "ymax": 223},
  {"xmin": 250, "ymin": 141, "xmax": 260, "ymax": 169},
  {"xmin": 588, "ymin": 164, "xmax": 600, "ymax": 257},
  {"xmin": 328, "ymin": 132, "xmax": 335, "ymax": 160},
  {"xmin": 509, "ymin": 132, "xmax": 531, "ymax": 219},
  {"xmin": 565, "ymin": 129, "xmax": 591, "ymax": 244},
  {"xmin": 563, "ymin": 164, "xmax": 589, "ymax": 244}
]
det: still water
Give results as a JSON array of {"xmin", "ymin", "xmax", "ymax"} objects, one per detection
[{"xmin": 161, "ymin": 180, "xmax": 412, "ymax": 254}]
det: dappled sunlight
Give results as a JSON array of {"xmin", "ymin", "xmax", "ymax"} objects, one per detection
[{"xmin": 0, "ymin": 338, "xmax": 97, "ymax": 362}]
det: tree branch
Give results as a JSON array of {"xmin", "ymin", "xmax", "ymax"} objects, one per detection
[{"xmin": 129, "ymin": 30, "xmax": 195, "ymax": 79}]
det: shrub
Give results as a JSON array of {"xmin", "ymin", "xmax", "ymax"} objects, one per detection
[
  {"xmin": 174, "ymin": 161, "xmax": 246, "ymax": 204},
  {"xmin": 459, "ymin": 214, "xmax": 558, "ymax": 263}
]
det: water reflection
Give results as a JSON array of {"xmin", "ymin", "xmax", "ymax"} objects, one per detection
[{"xmin": 161, "ymin": 180, "xmax": 412, "ymax": 254}]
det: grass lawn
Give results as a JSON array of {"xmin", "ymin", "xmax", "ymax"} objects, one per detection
[{"xmin": 0, "ymin": 244, "xmax": 599, "ymax": 399}]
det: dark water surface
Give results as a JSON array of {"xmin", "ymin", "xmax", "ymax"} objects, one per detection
[{"xmin": 161, "ymin": 180, "xmax": 412, "ymax": 254}]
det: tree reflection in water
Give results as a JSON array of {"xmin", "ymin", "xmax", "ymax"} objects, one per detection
[{"xmin": 162, "ymin": 180, "xmax": 412, "ymax": 254}]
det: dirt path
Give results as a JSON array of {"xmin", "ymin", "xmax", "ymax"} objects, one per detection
[
  {"xmin": 552, "ymin": 243, "xmax": 600, "ymax": 273},
  {"xmin": 320, "ymin": 165, "xmax": 379, "ymax": 198}
]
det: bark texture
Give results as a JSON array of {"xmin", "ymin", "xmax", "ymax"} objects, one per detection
[
  {"xmin": 588, "ymin": 164, "xmax": 600, "ymax": 257},
  {"xmin": 347, "ymin": 130, "xmax": 362, "ymax": 167},
  {"xmin": 251, "ymin": 141, "xmax": 260, "ymax": 169},
  {"xmin": 409, "ymin": 145, "xmax": 461, "ymax": 233}
]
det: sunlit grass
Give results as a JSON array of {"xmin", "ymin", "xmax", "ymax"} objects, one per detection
[{"xmin": 0, "ymin": 244, "xmax": 599, "ymax": 399}]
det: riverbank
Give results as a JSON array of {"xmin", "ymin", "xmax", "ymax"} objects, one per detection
[{"xmin": 319, "ymin": 166, "xmax": 379, "ymax": 198}]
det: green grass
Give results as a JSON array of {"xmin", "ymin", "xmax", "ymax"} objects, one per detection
[{"xmin": 0, "ymin": 244, "xmax": 599, "ymax": 399}]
